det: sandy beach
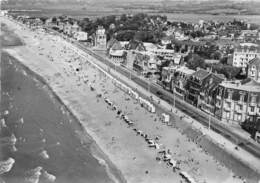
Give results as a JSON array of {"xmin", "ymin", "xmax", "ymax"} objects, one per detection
[{"xmin": 1, "ymin": 16, "xmax": 260, "ymax": 183}]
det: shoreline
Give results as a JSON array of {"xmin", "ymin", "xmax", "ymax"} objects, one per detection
[
  {"xmin": 2, "ymin": 15, "xmax": 260, "ymax": 183},
  {"xmin": 3, "ymin": 51, "xmax": 127, "ymax": 183}
]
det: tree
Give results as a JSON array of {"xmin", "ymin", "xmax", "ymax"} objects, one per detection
[
  {"xmin": 186, "ymin": 54, "xmax": 206, "ymax": 70},
  {"xmin": 166, "ymin": 44, "xmax": 174, "ymax": 50},
  {"xmin": 210, "ymin": 51, "xmax": 222, "ymax": 60},
  {"xmin": 210, "ymin": 64, "xmax": 241, "ymax": 79},
  {"xmin": 115, "ymin": 30, "xmax": 135, "ymax": 41}
]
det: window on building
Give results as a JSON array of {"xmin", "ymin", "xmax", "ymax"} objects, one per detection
[
  {"xmin": 251, "ymin": 70, "xmax": 256, "ymax": 76},
  {"xmin": 228, "ymin": 92, "xmax": 232, "ymax": 99},
  {"xmin": 237, "ymin": 114, "xmax": 242, "ymax": 121},
  {"xmin": 226, "ymin": 101, "xmax": 231, "ymax": 108},
  {"xmin": 251, "ymin": 96, "xmax": 257, "ymax": 103},
  {"xmin": 226, "ymin": 112, "xmax": 230, "ymax": 119},
  {"xmin": 239, "ymin": 94, "xmax": 244, "ymax": 102}
]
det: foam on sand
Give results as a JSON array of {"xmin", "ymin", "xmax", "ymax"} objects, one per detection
[
  {"xmin": 42, "ymin": 170, "xmax": 56, "ymax": 182},
  {"xmin": 0, "ymin": 118, "xmax": 7, "ymax": 129},
  {"xmin": 0, "ymin": 158, "xmax": 15, "ymax": 174},
  {"xmin": 93, "ymin": 154, "xmax": 120, "ymax": 183},
  {"xmin": 10, "ymin": 133, "xmax": 17, "ymax": 145},
  {"xmin": 25, "ymin": 166, "xmax": 42, "ymax": 183},
  {"xmin": 20, "ymin": 117, "xmax": 24, "ymax": 124},
  {"xmin": 39, "ymin": 149, "xmax": 50, "ymax": 160},
  {"xmin": 4, "ymin": 110, "xmax": 9, "ymax": 115}
]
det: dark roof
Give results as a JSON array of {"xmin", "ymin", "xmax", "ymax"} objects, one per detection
[
  {"xmin": 248, "ymin": 57, "xmax": 260, "ymax": 67},
  {"xmin": 107, "ymin": 38, "xmax": 118, "ymax": 49},
  {"xmin": 191, "ymin": 69, "xmax": 211, "ymax": 81},
  {"xmin": 126, "ymin": 40, "xmax": 146, "ymax": 51},
  {"xmin": 202, "ymin": 73, "xmax": 225, "ymax": 94},
  {"xmin": 235, "ymin": 46, "xmax": 260, "ymax": 52}
]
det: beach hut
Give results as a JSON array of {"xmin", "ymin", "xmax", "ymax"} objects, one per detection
[
  {"xmin": 162, "ymin": 113, "xmax": 170, "ymax": 123},
  {"xmin": 163, "ymin": 153, "xmax": 172, "ymax": 161},
  {"xmin": 127, "ymin": 120, "xmax": 134, "ymax": 126},
  {"xmin": 167, "ymin": 159, "xmax": 177, "ymax": 168},
  {"xmin": 148, "ymin": 103, "xmax": 156, "ymax": 113},
  {"xmin": 148, "ymin": 142, "xmax": 160, "ymax": 149}
]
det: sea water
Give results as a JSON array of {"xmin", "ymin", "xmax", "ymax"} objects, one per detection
[{"xmin": 0, "ymin": 52, "xmax": 116, "ymax": 183}]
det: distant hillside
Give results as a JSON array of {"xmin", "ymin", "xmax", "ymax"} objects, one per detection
[{"xmin": 2, "ymin": 0, "xmax": 260, "ymax": 15}]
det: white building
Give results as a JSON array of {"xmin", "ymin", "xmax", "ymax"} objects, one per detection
[
  {"xmin": 94, "ymin": 26, "xmax": 107, "ymax": 50},
  {"xmin": 232, "ymin": 43, "xmax": 260, "ymax": 69},
  {"xmin": 248, "ymin": 57, "xmax": 260, "ymax": 83},
  {"xmin": 1, "ymin": 10, "xmax": 8, "ymax": 16},
  {"xmin": 74, "ymin": 31, "xmax": 88, "ymax": 41}
]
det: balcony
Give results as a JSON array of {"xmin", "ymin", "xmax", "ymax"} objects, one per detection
[
  {"xmin": 224, "ymin": 104, "xmax": 231, "ymax": 111},
  {"xmin": 249, "ymin": 102, "xmax": 257, "ymax": 107},
  {"xmin": 238, "ymin": 100, "xmax": 244, "ymax": 105},
  {"xmin": 226, "ymin": 98, "xmax": 232, "ymax": 103},
  {"xmin": 216, "ymin": 102, "xmax": 221, "ymax": 108}
]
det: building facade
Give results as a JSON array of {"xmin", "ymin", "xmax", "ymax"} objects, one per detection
[
  {"xmin": 171, "ymin": 66, "xmax": 195, "ymax": 99},
  {"xmin": 215, "ymin": 80, "xmax": 260, "ymax": 124},
  {"xmin": 198, "ymin": 73, "xmax": 225, "ymax": 114},
  {"xmin": 232, "ymin": 43, "xmax": 260, "ymax": 69},
  {"xmin": 185, "ymin": 69, "xmax": 211, "ymax": 106},
  {"xmin": 247, "ymin": 57, "xmax": 260, "ymax": 83},
  {"xmin": 74, "ymin": 31, "xmax": 88, "ymax": 41},
  {"xmin": 94, "ymin": 26, "xmax": 107, "ymax": 49}
]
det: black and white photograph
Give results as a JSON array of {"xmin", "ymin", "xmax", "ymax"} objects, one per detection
[{"xmin": 1, "ymin": 0, "xmax": 260, "ymax": 183}]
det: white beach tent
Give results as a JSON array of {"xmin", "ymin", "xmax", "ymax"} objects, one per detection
[{"xmin": 162, "ymin": 113, "xmax": 170, "ymax": 123}]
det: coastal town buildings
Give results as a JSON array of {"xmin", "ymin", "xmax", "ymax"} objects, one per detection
[
  {"xmin": 185, "ymin": 69, "xmax": 211, "ymax": 106},
  {"xmin": 171, "ymin": 66, "xmax": 195, "ymax": 99},
  {"xmin": 161, "ymin": 65, "xmax": 176, "ymax": 90},
  {"xmin": 247, "ymin": 57, "xmax": 260, "ymax": 82},
  {"xmin": 232, "ymin": 43, "xmax": 260, "ymax": 69},
  {"xmin": 94, "ymin": 26, "xmax": 107, "ymax": 50},
  {"xmin": 185, "ymin": 69, "xmax": 224, "ymax": 108},
  {"xmin": 74, "ymin": 31, "xmax": 88, "ymax": 41},
  {"xmin": 107, "ymin": 39, "xmax": 126, "ymax": 63},
  {"xmin": 238, "ymin": 30, "xmax": 260, "ymax": 43},
  {"xmin": 198, "ymin": 73, "xmax": 225, "ymax": 114},
  {"xmin": 10, "ymin": 12, "xmax": 260, "ymax": 135},
  {"xmin": 215, "ymin": 79, "xmax": 260, "ymax": 124}
]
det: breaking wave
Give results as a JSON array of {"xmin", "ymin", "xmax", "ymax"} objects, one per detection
[{"xmin": 0, "ymin": 158, "xmax": 15, "ymax": 174}]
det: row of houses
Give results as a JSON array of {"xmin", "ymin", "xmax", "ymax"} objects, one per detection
[
  {"xmin": 232, "ymin": 42, "xmax": 260, "ymax": 69},
  {"xmin": 106, "ymin": 38, "xmax": 184, "ymax": 76},
  {"xmin": 161, "ymin": 58, "xmax": 260, "ymax": 124}
]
